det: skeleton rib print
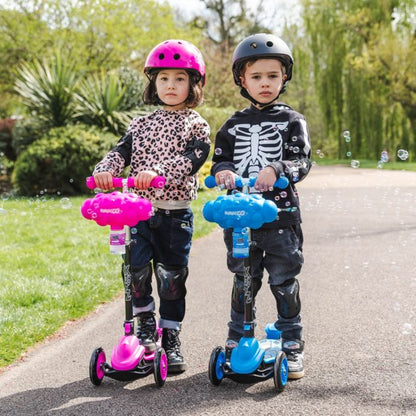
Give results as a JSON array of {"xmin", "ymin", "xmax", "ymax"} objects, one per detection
[{"xmin": 229, "ymin": 121, "xmax": 289, "ymax": 176}]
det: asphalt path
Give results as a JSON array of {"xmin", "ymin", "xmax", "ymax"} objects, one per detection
[{"xmin": 1, "ymin": 165, "xmax": 415, "ymax": 416}]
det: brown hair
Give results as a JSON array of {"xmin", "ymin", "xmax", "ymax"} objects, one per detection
[
  {"xmin": 238, "ymin": 57, "xmax": 287, "ymax": 79},
  {"xmin": 143, "ymin": 70, "xmax": 204, "ymax": 108}
]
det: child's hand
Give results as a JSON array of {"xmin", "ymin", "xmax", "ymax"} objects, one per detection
[
  {"xmin": 255, "ymin": 166, "xmax": 277, "ymax": 192},
  {"xmin": 134, "ymin": 170, "xmax": 158, "ymax": 190},
  {"xmin": 215, "ymin": 170, "xmax": 237, "ymax": 189},
  {"xmin": 93, "ymin": 172, "xmax": 114, "ymax": 190}
]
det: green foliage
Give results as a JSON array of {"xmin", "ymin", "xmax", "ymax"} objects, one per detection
[
  {"xmin": 302, "ymin": 0, "xmax": 416, "ymax": 159},
  {"xmin": 12, "ymin": 125, "xmax": 117, "ymax": 196},
  {"xmin": 14, "ymin": 53, "xmax": 78, "ymax": 128},
  {"xmin": 74, "ymin": 70, "xmax": 143, "ymax": 135},
  {"xmin": 198, "ymin": 105, "xmax": 235, "ymax": 143}
]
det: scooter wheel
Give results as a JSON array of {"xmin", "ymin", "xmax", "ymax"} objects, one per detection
[
  {"xmin": 208, "ymin": 346, "xmax": 226, "ymax": 386},
  {"xmin": 89, "ymin": 347, "xmax": 106, "ymax": 386},
  {"xmin": 153, "ymin": 347, "xmax": 168, "ymax": 388},
  {"xmin": 273, "ymin": 351, "xmax": 288, "ymax": 392}
]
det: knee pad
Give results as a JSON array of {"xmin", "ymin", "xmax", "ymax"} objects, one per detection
[
  {"xmin": 270, "ymin": 278, "xmax": 301, "ymax": 319},
  {"xmin": 155, "ymin": 263, "xmax": 188, "ymax": 301},
  {"xmin": 231, "ymin": 275, "xmax": 262, "ymax": 313},
  {"xmin": 131, "ymin": 263, "xmax": 152, "ymax": 299}
]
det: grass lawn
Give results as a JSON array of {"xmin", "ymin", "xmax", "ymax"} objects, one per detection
[
  {"xmin": 312, "ymin": 157, "xmax": 416, "ymax": 171},
  {"xmin": 0, "ymin": 189, "xmax": 217, "ymax": 368}
]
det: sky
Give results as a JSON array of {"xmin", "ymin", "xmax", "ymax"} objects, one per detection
[{"xmin": 161, "ymin": 0, "xmax": 302, "ymax": 30}]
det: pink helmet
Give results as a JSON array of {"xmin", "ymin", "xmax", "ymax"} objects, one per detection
[{"xmin": 144, "ymin": 39, "xmax": 206, "ymax": 85}]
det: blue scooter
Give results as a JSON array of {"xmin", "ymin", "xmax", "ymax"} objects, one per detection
[{"xmin": 203, "ymin": 175, "xmax": 294, "ymax": 392}]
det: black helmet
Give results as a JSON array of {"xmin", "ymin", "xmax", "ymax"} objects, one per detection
[{"xmin": 232, "ymin": 33, "xmax": 293, "ymax": 90}]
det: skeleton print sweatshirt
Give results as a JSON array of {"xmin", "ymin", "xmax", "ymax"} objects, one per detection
[
  {"xmin": 211, "ymin": 103, "xmax": 312, "ymax": 227},
  {"xmin": 93, "ymin": 108, "xmax": 211, "ymax": 207}
]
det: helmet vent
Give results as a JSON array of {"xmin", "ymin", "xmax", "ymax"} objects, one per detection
[
  {"xmin": 249, "ymin": 42, "xmax": 257, "ymax": 49},
  {"xmin": 158, "ymin": 53, "xmax": 165, "ymax": 60},
  {"xmin": 173, "ymin": 53, "xmax": 180, "ymax": 60},
  {"xmin": 266, "ymin": 41, "xmax": 274, "ymax": 47}
]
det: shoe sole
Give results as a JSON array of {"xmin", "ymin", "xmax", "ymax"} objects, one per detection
[
  {"xmin": 167, "ymin": 363, "xmax": 188, "ymax": 373},
  {"xmin": 288, "ymin": 370, "xmax": 304, "ymax": 380}
]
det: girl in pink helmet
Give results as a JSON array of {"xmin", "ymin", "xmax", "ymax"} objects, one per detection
[{"xmin": 92, "ymin": 39, "xmax": 210, "ymax": 373}]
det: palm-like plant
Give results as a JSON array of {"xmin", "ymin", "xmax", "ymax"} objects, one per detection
[
  {"xmin": 74, "ymin": 70, "xmax": 141, "ymax": 135},
  {"xmin": 14, "ymin": 53, "xmax": 78, "ymax": 128}
]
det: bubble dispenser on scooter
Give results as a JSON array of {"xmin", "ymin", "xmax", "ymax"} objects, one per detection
[
  {"xmin": 203, "ymin": 174, "xmax": 296, "ymax": 392},
  {"xmin": 81, "ymin": 176, "xmax": 168, "ymax": 387}
]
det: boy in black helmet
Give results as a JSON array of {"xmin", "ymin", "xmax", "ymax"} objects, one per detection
[{"xmin": 211, "ymin": 33, "xmax": 312, "ymax": 379}]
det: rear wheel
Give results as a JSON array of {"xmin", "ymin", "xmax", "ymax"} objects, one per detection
[
  {"xmin": 89, "ymin": 347, "xmax": 106, "ymax": 386},
  {"xmin": 208, "ymin": 346, "xmax": 226, "ymax": 386},
  {"xmin": 154, "ymin": 348, "xmax": 168, "ymax": 388},
  {"xmin": 273, "ymin": 351, "xmax": 288, "ymax": 392}
]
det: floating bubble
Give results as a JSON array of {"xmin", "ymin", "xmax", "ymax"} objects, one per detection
[
  {"xmin": 397, "ymin": 149, "xmax": 409, "ymax": 161},
  {"xmin": 401, "ymin": 323, "xmax": 412, "ymax": 335},
  {"xmin": 343, "ymin": 130, "xmax": 350, "ymax": 139},
  {"xmin": 346, "ymin": 151, "xmax": 352, "ymax": 157},
  {"xmin": 1, "ymin": 192, "xmax": 10, "ymax": 201},
  {"xmin": 60, "ymin": 197, "xmax": 72, "ymax": 209},
  {"xmin": 214, "ymin": 148, "xmax": 222, "ymax": 155},
  {"xmin": 351, "ymin": 160, "xmax": 360, "ymax": 169},
  {"xmin": 377, "ymin": 161, "xmax": 384, "ymax": 169},
  {"xmin": 293, "ymin": 146, "xmax": 300, "ymax": 154}
]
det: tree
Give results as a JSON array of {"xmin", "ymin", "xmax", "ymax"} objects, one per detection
[{"xmin": 302, "ymin": 0, "xmax": 416, "ymax": 159}]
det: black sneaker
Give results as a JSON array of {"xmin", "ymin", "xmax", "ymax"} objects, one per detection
[
  {"xmin": 137, "ymin": 312, "xmax": 158, "ymax": 352},
  {"xmin": 162, "ymin": 328, "xmax": 187, "ymax": 373},
  {"xmin": 282, "ymin": 339, "xmax": 304, "ymax": 379}
]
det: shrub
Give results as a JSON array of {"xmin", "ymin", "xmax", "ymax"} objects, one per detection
[{"xmin": 12, "ymin": 124, "xmax": 117, "ymax": 196}]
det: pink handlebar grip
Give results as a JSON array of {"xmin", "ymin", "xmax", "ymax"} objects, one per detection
[{"xmin": 86, "ymin": 176, "xmax": 165, "ymax": 190}]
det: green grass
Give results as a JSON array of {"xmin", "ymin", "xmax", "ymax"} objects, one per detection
[
  {"xmin": 0, "ymin": 189, "xmax": 217, "ymax": 368},
  {"xmin": 312, "ymin": 157, "xmax": 416, "ymax": 171}
]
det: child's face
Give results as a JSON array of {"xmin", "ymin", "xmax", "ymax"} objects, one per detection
[
  {"xmin": 240, "ymin": 59, "xmax": 287, "ymax": 107},
  {"xmin": 155, "ymin": 69, "xmax": 190, "ymax": 110}
]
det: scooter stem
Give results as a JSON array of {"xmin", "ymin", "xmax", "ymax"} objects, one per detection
[{"xmin": 243, "ymin": 252, "xmax": 255, "ymax": 338}]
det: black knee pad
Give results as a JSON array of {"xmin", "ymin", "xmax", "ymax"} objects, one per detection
[
  {"xmin": 231, "ymin": 275, "xmax": 262, "ymax": 313},
  {"xmin": 155, "ymin": 263, "xmax": 188, "ymax": 301},
  {"xmin": 131, "ymin": 263, "xmax": 152, "ymax": 299},
  {"xmin": 270, "ymin": 278, "xmax": 301, "ymax": 319}
]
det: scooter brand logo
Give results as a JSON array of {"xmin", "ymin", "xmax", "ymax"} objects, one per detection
[
  {"xmin": 243, "ymin": 265, "xmax": 252, "ymax": 304},
  {"xmin": 123, "ymin": 264, "xmax": 132, "ymax": 301},
  {"xmin": 224, "ymin": 210, "xmax": 246, "ymax": 216},
  {"xmin": 100, "ymin": 208, "xmax": 121, "ymax": 214}
]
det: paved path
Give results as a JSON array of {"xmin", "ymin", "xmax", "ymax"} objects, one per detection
[{"xmin": 1, "ymin": 165, "xmax": 415, "ymax": 415}]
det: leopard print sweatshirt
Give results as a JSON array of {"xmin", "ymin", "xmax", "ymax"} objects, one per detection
[{"xmin": 93, "ymin": 108, "xmax": 211, "ymax": 206}]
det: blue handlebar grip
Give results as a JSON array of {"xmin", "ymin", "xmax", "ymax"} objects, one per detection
[
  {"xmin": 204, "ymin": 175, "xmax": 217, "ymax": 189},
  {"xmin": 274, "ymin": 175, "xmax": 289, "ymax": 189}
]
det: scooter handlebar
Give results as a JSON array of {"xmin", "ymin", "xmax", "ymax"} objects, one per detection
[
  {"xmin": 86, "ymin": 176, "xmax": 166, "ymax": 190},
  {"xmin": 204, "ymin": 174, "xmax": 289, "ymax": 190}
]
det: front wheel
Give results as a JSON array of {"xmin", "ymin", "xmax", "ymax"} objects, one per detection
[
  {"xmin": 153, "ymin": 348, "xmax": 168, "ymax": 388},
  {"xmin": 208, "ymin": 346, "xmax": 226, "ymax": 386},
  {"xmin": 273, "ymin": 351, "xmax": 288, "ymax": 392},
  {"xmin": 89, "ymin": 347, "xmax": 106, "ymax": 386}
]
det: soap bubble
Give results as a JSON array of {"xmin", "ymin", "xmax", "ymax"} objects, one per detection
[
  {"xmin": 397, "ymin": 149, "xmax": 409, "ymax": 161},
  {"xmin": 351, "ymin": 160, "xmax": 360, "ymax": 169},
  {"xmin": 60, "ymin": 197, "xmax": 72, "ymax": 209}
]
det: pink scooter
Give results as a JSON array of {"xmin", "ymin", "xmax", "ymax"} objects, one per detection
[{"xmin": 81, "ymin": 176, "xmax": 168, "ymax": 387}]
